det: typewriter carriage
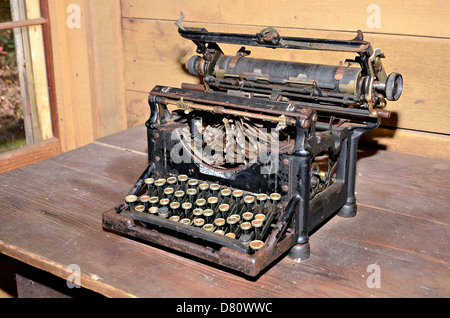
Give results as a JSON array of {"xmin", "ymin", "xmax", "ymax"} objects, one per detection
[{"xmin": 102, "ymin": 17, "xmax": 402, "ymax": 277}]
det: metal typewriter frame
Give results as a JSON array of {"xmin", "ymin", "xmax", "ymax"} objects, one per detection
[{"xmin": 102, "ymin": 17, "xmax": 399, "ymax": 277}]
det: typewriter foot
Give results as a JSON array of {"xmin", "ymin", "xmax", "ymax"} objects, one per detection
[
  {"xmin": 337, "ymin": 202, "xmax": 357, "ymax": 218},
  {"xmin": 289, "ymin": 242, "xmax": 310, "ymax": 262}
]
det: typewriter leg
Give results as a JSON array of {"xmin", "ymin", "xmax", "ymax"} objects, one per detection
[
  {"xmin": 289, "ymin": 198, "xmax": 310, "ymax": 261},
  {"xmin": 288, "ymin": 153, "xmax": 311, "ymax": 261},
  {"xmin": 289, "ymin": 242, "xmax": 311, "ymax": 261},
  {"xmin": 338, "ymin": 126, "xmax": 376, "ymax": 218}
]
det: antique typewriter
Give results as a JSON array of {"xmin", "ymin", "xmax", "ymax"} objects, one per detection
[{"xmin": 103, "ymin": 14, "xmax": 403, "ymax": 276}]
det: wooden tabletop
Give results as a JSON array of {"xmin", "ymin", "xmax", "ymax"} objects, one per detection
[{"xmin": 0, "ymin": 125, "xmax": 449, "ymax": 298}]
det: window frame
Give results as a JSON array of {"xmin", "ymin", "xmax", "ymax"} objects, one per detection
[{"xmin": 0, "ymin": 0, "xmax": 60, "ymax": 174}]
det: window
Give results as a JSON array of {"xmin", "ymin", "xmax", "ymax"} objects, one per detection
[{"xmin": 0, "ymin": 0, "xmax": 59, "ymax": 174}]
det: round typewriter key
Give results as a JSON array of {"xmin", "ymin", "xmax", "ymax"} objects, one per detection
[
  {"xmin": 202, "ymin": 224, "xmax": 214, "ymax": 231},
  {"xmin": 232, "ymin": 190, "xmax": 243, "ymax": 208},
  {"xmin": 186, "ymin": 188, "xmax": 197, "ymax": 202},
  {"xmin": 170, "ymin": 202, "xmax": 180, "ymax": 208},
  {"xmin": 203, "ymin": 209, "xmax": 214, "ymax": 224},
  {"xmin": 140, "ymin": 195, "xmax": 150, "ymax": 210},
  {"xmin": 134, "ymin": 204, "xmax": 146, "ymax": 213},
  {"xmin": 243, "ymin": 212, "xmax": 254, "ymax": 221},
  {"xmin": 214, "ymin": 218, "xmax": 226, "ymax": 228},
  {"xmin": 240, "ymin": 221, "xmax": 252, "ymax": 232},
  {"xmin": 144, "ymin": 178, "xmax": 154, "ymax": 194},
  {"xmin": 232, "ymin": 190, "xmax": 243, "ymax": 200},
  {"xmin": 270, "ymin": 193, "xmax": 281, "ymax": 212},
  {"xmin": 180, "ymin": 218, "xmax": 191, "ymax": 225},
  {"xmin": 181, "ymin": 202, "xmax": 192, "ymax": 217},
  {"xmin": 159, "ymin": 199, "xmax": 170, "ymax": 217},
  {"xmin": 155, "ymin": 178, "xmax": 166, "ymax": 187},
  {"xmin": 181, "ymin": 202, "xmax": 192, "ymax": 216},
  {"xmin": 182, "ymin": 202, "xmax": 192, "ymax": 209},
  {"xmin": 255, "ymin": 213, "xmax": 266, "ymax": 222},
  {"xmin": 178, "ymin": 174, "xmax": 188, "ymax": 182},
  {"xmin": 167, "ymin": 176, "xmax": 177, "ymax": 186},
  {"xmin": 257, "ymin": 193, "xmax": 268, "ymax": 202},
  {"xmin": 144, "ymin": 178, "xmax": 154, "ymax": 185},
  {"xmin": 149, "ymin": 196, "xmax": 159, "ymax": 207},
  {"xmin": 252, "ymin": 219, "xmax": 263, "ymax": 239},
  {"xmin": 251, "ymin": 219, "xmax": 263, "ymax": 228},
  {"xmin": 207, "ymin": 196, "xmax": 218, "ymax": 210},
  {"xmin": 125, "ymin": 195, "xmax": 138, "ymax": 210},
  {"xmin": 158, "ymin": 207, "xmax": 170, "ymax": 218},
  {"xmin": 219, "ymin": 203, "xmax": 230, "ymax": 218},
  {"xmin": 227, "ymin": 215, "xmax": 239, "ymax": 232},
  {"xmin": 229, "ymin": 214, "xmax": 240, "ymax": 223},
  {"xmin": 159, "ymin": 198, "xmax": 169, "ymax": 206},
  {"xmin": 244, "ymin": 195, "xmax": 255, "ymax": 211},
  {"xmin": 226, "ymin": 216, "xmax": 238, "ymax": 224},
  {"xmin": 178, "ymin": 174, "xmax": 188, "ymax": 189},
  {"xmin": 270, "ymin": 193, "xmax": 281, "ymax": 202},
  {"xmin": 195, "ymin": 198, "xmax": 206, "ymax": 208},
  {"xmin": 188, "ymin": 179, "xmax": 198, "ymax": 188},
  {"xmin": 214, "ymin": 229, "xmax": 225, "ymax": 235},
  {"xmin": 244, "ymin": 195, "xmax": 255, "ymax": 202},
  {"xmin": 199, "ymin": 183, "xmax": 210, "ymax": 199},
  {"xmin": 170, "ymin": 201, "xmax": 180, "ymax": 215},
  {"xmin": 250, "ymin": 240, "xmax": 265, "ymax": 251},
  {"xmin": 193, "ymin": 208, "xmax": 203, "ymax": 216},
  {"xmin": 169, "ymin": 215, "xmax": 180, "ymax": 222},
  {"xmin": 155, "ymin": 178, "xmax": 166, "ymax": 197},
  {"xmin": 125, "ymin": 195, "xmax": 137, "ymax": 203},
  {"xmin": 220, "ymin": 189, "xmax": 231, "ymax": 201},
  {"xmin": 174, "ymin": 190, "xmax": 185, "ymax": 202},
  {"xmin": 194, "ymin": 218, "xmax": 205, "ymax": 227},
  {"xmin": 257, "ymin": 194, "xmax": 268, "ymax": 214},
  {"xmin": 210, "ymin": 184, "xmax": 220, "ymax": 195},
  {"xmin": 149, "ymin": 206, "xmax": 159, "ymax": 215},
  {"xmin": 225, "ymin": 232, "xmax": 236, "ymax": 239},
  {"xmin": 164, "ymin": 187, "xmax": 174, "ymax": 199}
]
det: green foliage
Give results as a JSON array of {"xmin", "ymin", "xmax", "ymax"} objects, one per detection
[
  {"xmin": 0, "ymin": 29, "xmax": 16, "ymax": 66},
  {"xmin": 1, "ymin": 28, "xmax": 15, "ymax": 51},
  {"xmin": 0, "ymin": 136, "xmax": 26, "ymax": 154},
  {"xmin": 0, "ymin": 4, "xmax": 16, "ymax": 66}
]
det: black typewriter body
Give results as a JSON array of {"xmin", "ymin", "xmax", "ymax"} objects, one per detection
[{"xmin": 102, "ymin": 14, "xmax": 402, "ymax": 277}]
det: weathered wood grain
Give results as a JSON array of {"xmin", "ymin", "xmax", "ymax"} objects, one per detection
[
  {"xmin": 47, "ymin": 0, "xmax": 127, "ymax": 152},
  {"xmin": 0, "ymin": 128, "xmax": 448, "ymax": 297},
  {"xmin": 122, "ymin": 0, "xmax": 450, "ymax": 38},
  {"xmin": 0, "ymin": 138, "xmax": 61, "ymax": 175},
  {"xmin": 122, "ymin": 19, "xmax": 450, "ymax": 137}
]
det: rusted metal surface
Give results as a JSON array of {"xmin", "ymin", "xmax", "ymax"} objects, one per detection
[
  {"xmin": 177, "ymin": 15, "xmax": 402, "ymax": 119},
  {"xmin": 178, "ymin": 25, "xmax": 371, "ymax": 54},
  {"xmin": 180, "ymin": 83, "xmax": 206, "ymax": 92},
  {"xmin": 163, "ymin": 98, "xmax": 298, "ymax": 128},
  {"xmin": 150, "ymin": 86, "xmax": 315, "ymax": 121},
  {"xmin": 103, "ymin": 193, "xmax": 300, "ymax": 277},
  {"xmin": 102, "ymin": 17, "xmax": 403, "ymax": 277}
]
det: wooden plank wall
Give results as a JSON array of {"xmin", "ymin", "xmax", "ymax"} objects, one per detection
[
  {"xmin": 47, "ymin": 0, "xmax": 127, "ymax": 152},
  {"xmin": 45, "ymin": 0, "xmax": 449, "ymax": 159},
  {"xmin": 121, "ymin": 0, "xmax": 450, "ymax": 160}
]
